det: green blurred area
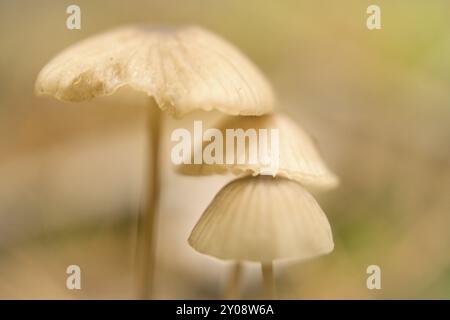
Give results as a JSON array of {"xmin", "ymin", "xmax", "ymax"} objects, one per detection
[{"xmin": 0, "ymin": 0, "xmax": 449, "ymax": 299}]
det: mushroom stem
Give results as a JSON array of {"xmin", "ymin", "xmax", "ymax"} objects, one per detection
[
  {"xmin": 262, "ymin": 262, "xmax": 274, "ymax": 299},
  {"xmin": 225, "ymin": 262, "xmax": 241, "ymax": 299},
  {"xmin": 137, "ymin": 102, "xmax": 162, "ymax": 299}
]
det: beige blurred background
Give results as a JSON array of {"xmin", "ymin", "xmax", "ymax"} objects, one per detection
[{"xmin": 0, "ymin": 0, "xmax": 449, "ymax": 299}]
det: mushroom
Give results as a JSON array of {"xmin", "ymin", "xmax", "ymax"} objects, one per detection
[
  {"xmin": 188, "ymin": 175, "xmax": 334, "ymax": 298},
  {"xmin": 35, "ymin": 25, "xmax": 275, "ymax": 298},
  {"xmin": 180, "ymin": 113, "xmax": 339, "ymax": 191}
]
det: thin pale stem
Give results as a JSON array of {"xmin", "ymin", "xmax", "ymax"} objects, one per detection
[
  {"xmin": 262, "ymin": 262, "xmax": 275, "ymax": 299},
  {"xmin": 225, "ymin": 262, "xmax": 242, "ymax": 299},
  {"xmin": 137, "ymin": 103, "xmax": 162, "ymax": 299}
]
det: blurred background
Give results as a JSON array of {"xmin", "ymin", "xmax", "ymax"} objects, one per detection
[{"xmin": 0, "ymin": 0, "xmax": 449, "ymax": 299}]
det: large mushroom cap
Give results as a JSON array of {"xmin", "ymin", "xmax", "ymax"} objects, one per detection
[
  {"xmin": 188, "ymin": 175, "xmax": 334, "ymax": 262},
  {"xmin": 35, "ymin": 25, "xmax": 275, "ymax": 118},
  {"xmin": 181, "ymin": 113, "xmax": 339, "ymax": 190}
]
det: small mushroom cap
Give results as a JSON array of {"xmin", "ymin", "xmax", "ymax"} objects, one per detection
[
  {"xmin": 35, "ymin": 25, "xmax": 275, "ymax": 118},
  {"xmin": 181, "ymin": 113, "xmax": 339, "ymax": 190},
  {"xmin": 188, "ymin": 175, "xmax": 334, "ymax": 262}
]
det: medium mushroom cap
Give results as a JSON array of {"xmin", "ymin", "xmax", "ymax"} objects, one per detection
[
  {"xmin": 35, "ymin": 25, "xmax": 275, "ymax": 118},
  {"xmin": 181, "ymin": 113, "xmax": 338, "ymax": 190},
  {"xmin": 188, "ymin": 175, "xmax": 334, "ymax": 262}
]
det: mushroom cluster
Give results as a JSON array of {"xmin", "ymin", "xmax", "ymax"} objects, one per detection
[
  {"xmin": 185, "ymin": 114, "xmax": 337, "ymax": 298},
  {"xmin": 35, "ymin": 24, "xmax": 337, "ymax": 299}
]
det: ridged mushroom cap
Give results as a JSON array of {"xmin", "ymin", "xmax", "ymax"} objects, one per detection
[
  {"xmin": 35, "ymin": 25, "xmax": 275, "ymax": 118},
  {"xmin": 189, "ymin": 175, "xmax": 334, "ymax": 262},
  {"xmin": 181, "ymin": 113, "xmax": 338, "ymax": 190}
]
